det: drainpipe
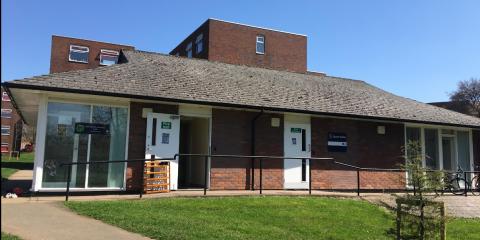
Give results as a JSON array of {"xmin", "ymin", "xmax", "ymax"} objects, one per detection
[{"xmin": 251, "ymin": 109, "xmax": 264, "ymax": 191}]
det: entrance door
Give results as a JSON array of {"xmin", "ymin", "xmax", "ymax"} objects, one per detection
[
  {"xmin": 146, "ymin": 113, "xmax": 180, "ymax": 190},
  {"xmin": 442, "ymin": 137, "xmax": 456, "ymax": 171},
  {"xmin": 284, "ymin": 115, "xmax": 311, "ymax": 189}
]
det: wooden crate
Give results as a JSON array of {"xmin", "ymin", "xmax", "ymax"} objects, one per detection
[{"xmin": 143, "ymin": 160, "xmax": 170, "ymax": 194}]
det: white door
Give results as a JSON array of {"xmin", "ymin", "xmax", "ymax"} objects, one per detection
[
  {"xmin": 284, "ymin": 115, "xmax": 311, "ymax": 189},
  {"xmin": 145, "ymin": 113, "xmax": 180, "ymax": 190}
]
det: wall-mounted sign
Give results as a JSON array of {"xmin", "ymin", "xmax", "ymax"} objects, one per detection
[
  {"xmin": 74, "ymin": 123, "xmax": 110, "ymax": 135},
  {"xmin": 327, "ymin": 132, "xmax": 347, "ymax": 152},
  {"xmin": 161, "ymin": 121, "xmax": 172, "ymax": 129},
  {"xmin": 291, "ymin": 128, "xmax": 302, "ymax": 133},
  {"xmin": 162, "ymin": 133, "xmax": 170, "ymax": 144},
  {"xmin": 292, "ymin": 138, "xmax": 297, "ymax": 145}
]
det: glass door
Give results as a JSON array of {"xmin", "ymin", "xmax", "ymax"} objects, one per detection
[
  {"xmin": 42, "ymin": 102, "xmax": 127, "ymax": 189},
  {"xmin": 442, "ymin": 136, "xmax": 456, "ymax": 171}
]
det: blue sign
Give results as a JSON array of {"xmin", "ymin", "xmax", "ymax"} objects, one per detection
[{"xmin": 327, "ymin": 132, "xmax": 347, "ymax": 152}]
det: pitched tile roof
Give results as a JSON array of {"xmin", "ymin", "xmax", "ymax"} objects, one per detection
[{"xmin": 4, "ymin": 50, "xmax": 480, "ymax": 128}]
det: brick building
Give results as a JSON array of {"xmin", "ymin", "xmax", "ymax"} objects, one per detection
[
  {"xmin": 50, "ymin": 35, "xmax": 134, "ymax": 73},
  {"xmin": 1, "ymin": 87, "xmax": 23, "ymax": 155},
  {"xmin": 2, "ymin": 19, "xmax": 479, "ymax": 192}
]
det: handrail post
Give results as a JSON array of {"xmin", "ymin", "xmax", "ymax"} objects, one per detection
[
  {"xmin": 259, "ymin": 158, "xmax": 263, "ymax": 195},
  {"xmin": 464, "ymin": 171, "xmax": 467, "ymax": 197},
  {"xmin": 65, "ymin": 165, "xmax": 71, "ymax": 202},
  {"xmin": 309, "ymin": 158, "xmax": 312, "ymax": 195},
  {"xmin": 140, "ymin": 160, "xmax": 145, "ymax": 199},
  {"xmin": 204, "ymin": 155, "xmax": 208, "ymax": 196},
  {"xmin": 356, "ymin": 169, "xmax": 360, "ymax": 197}
]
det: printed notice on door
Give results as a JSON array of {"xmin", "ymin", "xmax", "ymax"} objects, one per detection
[{"xmin": 162, "ymin": 133, "xmax": 170, "ymax": 144}]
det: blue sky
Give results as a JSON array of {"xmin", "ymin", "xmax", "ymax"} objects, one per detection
[{"xmin": 2, "ymin": 0, "xmax": 479, "ymax": 103}]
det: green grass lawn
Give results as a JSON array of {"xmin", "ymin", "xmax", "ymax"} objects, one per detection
[
  {"xmin": 1, "ymin": 152, "xmax": 34, "ymax": 179},
  {"xmin": 1, "ymin": 232, "xmax": 22, "ymax": 240},
  {"xmin": 66, "ymin": 196, "xmax": 480, "ymax": 240}
]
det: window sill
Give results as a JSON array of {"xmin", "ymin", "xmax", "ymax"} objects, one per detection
[{"xmin": 68, "ymin": 60, "xmax": 89, "ymax": 64}]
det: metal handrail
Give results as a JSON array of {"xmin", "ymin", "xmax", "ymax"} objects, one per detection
[
  {"xmin": 60, "ymin": 154, "xmax": 334, "ymax": 201},
  {"xmin": 332, "ymin": 161, "xmax": 480, "ymax": 197},
  {"xmin": 174, "ymin": 154, "xmax": 334, "ymax": 195},
  {"xmin": 60, "ymin": 158, "xmax": 176, "ymax": 201}
]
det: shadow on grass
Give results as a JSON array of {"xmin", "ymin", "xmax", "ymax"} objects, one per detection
[{"xmin": 1, "ymin": 162, "xmax": 33, "ymax": 171}]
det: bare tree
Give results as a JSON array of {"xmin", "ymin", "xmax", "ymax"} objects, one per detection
[{"xmin": 449, "ymin": 78, "xmax": 480, "ymax": 117}]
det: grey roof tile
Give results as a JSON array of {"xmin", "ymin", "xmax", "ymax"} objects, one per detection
[{"xmin": 5, "ymin": 50, "xmax": 480, "ymax": 128}]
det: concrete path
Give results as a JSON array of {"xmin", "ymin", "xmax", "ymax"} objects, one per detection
[
  {"xmin": 363, "ymin": 194, "xmax": 480, "ymax": 218},
  {"xmin": 1, "ymin": 201, "xmax": 151, "ymax": 240},
  {"xmin": 8, "ymin": 170, "xmax": 33, "ymax": 180}
]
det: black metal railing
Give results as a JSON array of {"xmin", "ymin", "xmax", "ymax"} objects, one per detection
[
  {"xmin": 333, "ymin": 161, "xmax": 480, "ymax": 197},
  {"xmin": 173, "ymin": 154, "xmax": 334, "ymax": 195},
  {"xmin": 60, "ymin": 154, "xmax": 333, "ymax": 201},
  {"xmin": 61, "ymin": 158, "xmax": 176, "ymax": 201}
]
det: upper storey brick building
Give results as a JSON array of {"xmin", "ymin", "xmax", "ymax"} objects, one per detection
[
  {"xmin": 50, "ymin": 35, "xmax": 134, "ymax": 73},
  {"xmin": 170, "ymin": 19, "xmax": 307, "ymax": 73}
]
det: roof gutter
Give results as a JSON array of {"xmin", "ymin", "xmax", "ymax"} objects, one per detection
[{"xmin": 3, "ymin": 82, "xmax": 480, "ymax": 130}]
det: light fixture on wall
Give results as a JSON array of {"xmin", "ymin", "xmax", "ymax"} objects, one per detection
[
  {"xmin": 271, "ymin": 118, "xmax": 280, "ymax": 127},
  {"xmin": 377, "ymin": 126, "xmax": 386, "ymax": 135},
  {"xmin": 142, "ymin": 108, "xmax": 153, "ymax": 118}
]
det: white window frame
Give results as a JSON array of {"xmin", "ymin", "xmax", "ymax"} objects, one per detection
[
  {"xmin": 404, "ymin": 124, "xmax": 474, "ymax": 174},
  {"xmin": 2, "ymin": 92, "xmax": 11, "ymax": 101},
  {"xmin": 1, "ymin": 109, "xmax": 12, "ymax": 118},
  {"xmin": 33, "ymin": 97, "xmax": 130, "ymax": 192},
  {"xmin": 256, "ymin": 35, "xmax": 265, "ymax": 54},
  {"xmin": 1, "ymin": 126, "xmax": 11, "ymax": 135},
  {"xmin": 99, "ymin": 49, "xmax": 120, "ymax": 66},
  {"xmin": 68, "ymin": 45, "xmax": 90, "ymax": 63},
  {"xmin": 186, "ymin": 42, "xmax": 193, "ymax": 58},
  {"xmin": 195, "ymin": 34, "xmax": 203, "ymax": 54}
]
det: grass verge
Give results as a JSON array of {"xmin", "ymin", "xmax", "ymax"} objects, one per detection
[
  {"xmin": 1, "ymin": 152, "xmax": 34, "ymax": 179},
  {"xmin": 65, "ymin": 196, "xmax": 480, "ymax": 240},
  {"xmin": 1, "ymin": 232, "xmax": 22, "ymax": 240}
]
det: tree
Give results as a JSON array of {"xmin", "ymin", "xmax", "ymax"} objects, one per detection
[{"xmin": 449, "ymin": 78, "xmax": 480, "ymax": 117}]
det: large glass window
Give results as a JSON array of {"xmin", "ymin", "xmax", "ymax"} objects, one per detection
[
  {"xmin": 457, "ymin": 131, "xmax": 471, "ymax": 171},
  {"xmin": 424, "ymin": 129, "xmax": 439, "ymax": 169},
  {"xmin": 42, "ymin": 102, "xmax": 127, "ymax": 189},
  {"xmin": 405, "ymin": 127, "xmax": 421, "ymax": 160}
]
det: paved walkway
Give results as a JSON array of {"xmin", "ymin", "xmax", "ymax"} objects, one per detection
[
  {"xmin": 363, "ymin": 194, "xmax": 480, "ymax": 218},
  {"xmin": 1, "ymin": 201, "xmax": 151, "ymax": 240}
]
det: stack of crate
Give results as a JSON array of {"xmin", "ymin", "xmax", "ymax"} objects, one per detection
[{"xmin": 143, "ymin": 160, "xmax": 170, "ymax": 194}]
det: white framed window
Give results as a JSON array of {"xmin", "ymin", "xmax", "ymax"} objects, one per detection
[
  {"xmin": 1, "ymin": 126, "xmax": 10, "ymax": 135},
  {"xmin": 99, "ymin": 49, "xmax": 120, "ymax": 66},
  {"xmin": 256, "ymin": 35, "xmax": 265, "ymax": 54},
  {"xmin": 2, "ymin": 92, "xmax": 11, "ymax": 101},
  {"xmin": 186, "ymin": 42, "xmax": 193, "ymax": 58},
  {"xmin": 69, "ymin": 45, "xmax": 89, "ymax": 63},
  {"xmin": 195, "ymin": 34, "xmax": 203, "ymax": 54},
  {"xmin": 1, "ymin": 109, "xmax": 12, "ymax": 118}
]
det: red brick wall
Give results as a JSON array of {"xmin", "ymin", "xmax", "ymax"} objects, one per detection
[
  {"xmin": 50, "ymin": 35, "xmax": 134, "ymax": 74},
  {"xmin": 126, "ymin": 102, "xmax": 178, "ymax": 191},
  {"xmin": 208, "ymin": 20, "xmax": 307, "ymax": 73},
  {"xmin": 1, "ymin": 87, "xmax": 23, "ymax": 153},
  {"xmin": 169, "ymin": 20, "xmax": 209, "ymax": 60},
  {"xmin": 311, "ymin": 118, "xmax": 406, "ymax": 190},
  {"xmin": 210, "ymin": 109, "xmax": 283, "ymax": 190}
]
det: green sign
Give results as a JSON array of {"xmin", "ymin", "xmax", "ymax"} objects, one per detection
[
  {"xmin": 161, "ymin": 121, "xmax": 172, "ymax": 129},
  {"xmin": 74, "ymin": 123, "xmax": 110, "ymax": 135},
  {"xmin": 291, "ymin": 128, "xmax": 302, "ymax": 133}
]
